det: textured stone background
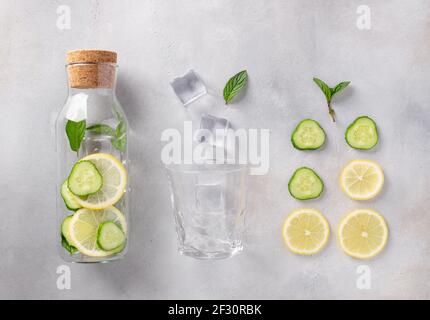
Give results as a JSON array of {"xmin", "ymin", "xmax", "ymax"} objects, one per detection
[{"xmin": 0, "ymin": 0, "xmax": 429, "ymax": 299}]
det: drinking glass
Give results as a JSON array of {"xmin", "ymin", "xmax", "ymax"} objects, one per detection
[{"xmin": 166, "ymin": 164, "xmax": 248, "ymax": 259}]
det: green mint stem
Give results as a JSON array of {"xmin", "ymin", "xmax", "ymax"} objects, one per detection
[{"xmin": 328, "ymin": 101, "xmax": 336, "ymax": 122}]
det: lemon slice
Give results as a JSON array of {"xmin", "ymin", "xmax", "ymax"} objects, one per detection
[
  {"xmin": 282, "ymin": 208, "xmax": 330, "ymax": 255},
  {"xmin": 69, "ymin": 206, "xmax": 127, "ymax": 257},
  {"xmin": 75, "ymin": 153, "xmax": 127, "ymax": 210},
  {"xmin": 340, "ymin": 159, "xmax": 384, "ymax": 200},
  {"xmin": 338, "ymin": 209, "xmax": 388, "ymax": 259}
]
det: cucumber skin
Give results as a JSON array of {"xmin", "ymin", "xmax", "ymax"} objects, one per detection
[
  {"xmin": 110, "ymin": 241, "xmax": 126, "ymax": 254},
  {"xmin": 345, "ymin": 116, "xmax": 378, "ymax": 150},
  {"xmin": 288, "ymin": 167, "xmax": 324, "ymax": 200},
  {"xmin": 61, "ymin": 215, "xmax": 74, "ymax": 244},
  {"xmin": 67, "ymin": 160, "xmax": 103, "ymax": 197},
  {"xmin": 61, "ymin": 215, "xmax": 78, "ymax": 254},
  {"xmin": 61, "ymin": 235, "xmax": 78, "ymax": 254},
  {"xmin": 291, "ymin": 119, "xmax": 326, "ymax": 150},
  {"xmin": 96, "ymin": 221, "xmax": 126, "ymax": 251},
  {"xmin": 60, "ymin": 180, "xmax": 81, "ymax": 211}
]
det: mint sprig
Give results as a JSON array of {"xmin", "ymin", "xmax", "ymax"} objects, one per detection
[
  {"xmin": 66, "ymin": 119, "xmax": 86, "ymax": 152},
  {"xmin": 86, "ymin": 121, "xmax": 127, "ymax": 152},
  {"xmin": 112, "ymin": 121, "xmax": 127, "ymax": 152},
  {"xmin": 86, "ymin": 124, "xmax": 116, "ymax": 136},
  {"xmin": 223, "ymin": 70, "xmax": 248, "ymax": 104},
  {"xmin": 313, "ymin": 78, "xmax": 350, "ymax": 122}
]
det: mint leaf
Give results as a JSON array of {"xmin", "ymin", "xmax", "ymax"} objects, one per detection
[
  {"xmin": 112, "ymin": 121, "xmax": 127, "ymax": 152},
  {"xmin": 66, "ymin": 119, "xmax": 86, "ymax": 152},
  {"xmin": 116, "ymin": 120, "xmax": 126, "ymax": 137},
  {"xmin": 313, "ymin": 78, "xmax": 332, "ymax": 103},
  {"xmin": 86, "ymin": 124, "xmax": 116, "ymax": 136},
  {"xmin": 86, "ymin": 121, "xmax": 127, "ymax": 152},
  {"xmin": 223, "ymin": 70, "xmax": 248, "ymax": 104},
  {"xmin": 112, "ymin": 138, "xmax": 126, "ymax": 152},
  {"xmin": 111, "ymin": 107, "xmax": 127, "ymax": 152},
  {"xmin": 313, "ymin": 77, "xmax": 351, "ymax": 122},
  {"xmin": 331, "ymin": 81, "xmax": 350, "ymax": 95}
]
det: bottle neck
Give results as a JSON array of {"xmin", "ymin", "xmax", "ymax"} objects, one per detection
[
  {"xmin": 68, "ymin": 86, "xmax": 117, "ymax": 99},
  {"xmin": 64, "ymin": 63, "xmax": 120, "ymax": 123}
]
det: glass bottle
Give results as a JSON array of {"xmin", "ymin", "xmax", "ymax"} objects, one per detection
[{"xmin": 56, "ymin": 50, "xmax": 129, "ymax": 263}]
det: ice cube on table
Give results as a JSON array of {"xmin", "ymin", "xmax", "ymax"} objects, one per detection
[
  {"xmin": 170, "ymin": 70, "xmax": 207, "ymax": 106},
  {"xmin": 195, "ymin": 183, "xmax": 225, "ymax": 212},
  {"xmin": 196, "ymin": 113, "xmax": 230, "ymax": 147}
]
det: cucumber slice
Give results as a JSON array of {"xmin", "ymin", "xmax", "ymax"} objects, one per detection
[
  {"xmin": 67, "ymin": 160, "xmax": 103, "ymax": 196},
  {"xmin": 61, "ymin": 180, "xmax": 82, "ymax": 211},
  {"xmin": 345, "ymin": 116, "xmax": 378, "ymax": 150},
  {"xmin": 97, "ymin": 221, "xmax": 126, "ymax": 251},
  {"xmin": 61, "ymin": 235, "xmax": 77, "ymax": 254},
  {"xmin": 291, "ymin": 119, "xmax": 326, "ymax": 150},
  {"xmin": 110, "ymin": 241, "xmax": 126, "ymax": 254},
  {"xmin": 61, "ymin": 215, "xmax": 78, "ymax": 254},
  {"xmin": 288, "ymin": 167, "xmax": 324, "ymax": 200}
]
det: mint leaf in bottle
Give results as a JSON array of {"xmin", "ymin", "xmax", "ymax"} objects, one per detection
[{"xmin": 66, "ymin": 119, "xmax": 86, "ymax": 152}]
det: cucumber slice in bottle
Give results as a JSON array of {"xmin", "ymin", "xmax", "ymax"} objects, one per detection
[
  {"xmin": 97, "ymin": 221, "xmax": 126, "ymax": 251},
  {"xmin": 61, "ymin": 180, "xmax": 82, "ymax": 211},
  {"xmin": 61, "ymin": 215, "xmax": 75, "ymax": 245},
  {"xmin": 110, "ymin": 241, "xmax": 126, "ymax": 254},
  {"xmin": 291, "ymin": 119, "xmax": 326, "ymax": 150},
  {"xmin": 67, "ymin": 160, "xmax": 103, "ymax": 196},
  {"xmin": 61, "ymin": 215, "xmax": 78, "ymax": 254},
  {"xmin": 61, "ymin": 235, "xmax": 78, "ymax": 254},
  {"xmin": 345, "ymin": 116, "xmax": 378, "ymax": 150},
  {"xmin": 288, "ymin": 167, "xmax": 324, "ymax": 200}
]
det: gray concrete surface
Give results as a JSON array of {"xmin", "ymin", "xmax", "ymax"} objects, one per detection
[{"xmin": 0, "ymin": 0, "xmax": 429, "ymax": 299}]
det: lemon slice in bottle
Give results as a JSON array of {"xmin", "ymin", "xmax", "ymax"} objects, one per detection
[
  {"xmin": 75, "ymin": 153, "xmax": 127, "ymax": 210},
  {"xmin": 340, "ymin": 159, "xmax": 384, "ymax": 200},
  {"xmin": 338, "ymin": 209, "xmax": 388, "ymax": 259},
  {"xmin": 69, "ymin": 206, "xmax": 127, "ymax": 257},
  {"xmin": 282, "ymin": 208, "xmax": 330, "ymax": 255}
]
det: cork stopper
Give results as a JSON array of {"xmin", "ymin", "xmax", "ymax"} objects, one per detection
[
  {"xmin": 66, "ymin": 50, "xmax": 117, "ymax": 89},
  {"xmin": 67, "ymin": 50, "xmax": 117, "ymax": 64}
]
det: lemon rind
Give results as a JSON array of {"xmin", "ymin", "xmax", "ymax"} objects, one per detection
[
  {"xmin": 282, "ymin": 208, "xmax": 330, "ymax": 256},
  {"xmin": 337, "ymin": 208, "xmax": 388, "ymax": 260},
  {"xmin": 339, "ymin": 159, "xmax": 384, "ymax": 201}
]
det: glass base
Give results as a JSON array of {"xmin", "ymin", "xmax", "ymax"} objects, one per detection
[
  {"xmin": 59, "ymin": 249, "xmax": 126, "ymax": 263},
  {"xmin": 69, "ymin": 257, "xmax": 123, "ymax": 264},
  {"xmin": 178, "ymin": 244, "xmax": 243, "ymax": 260}
]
